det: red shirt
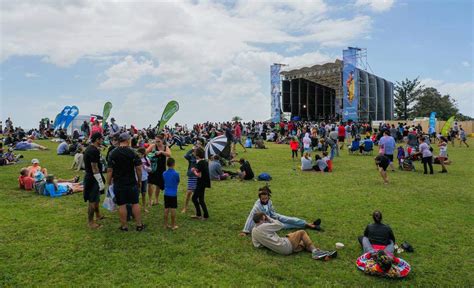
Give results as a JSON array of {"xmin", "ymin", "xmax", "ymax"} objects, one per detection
[
  {"xmin": 338, "ymin": 125, "xmax": 345, "ymax": 137},
  {"xmin": 19, "ymin": 175, "xmax": 34, "ymax": 190},
  {"xmin": 290, "ymin": 140, "xmax": 299, "ymax": 150},
  {"xmin": 234, "ymin": 124, "xmax": 242, "ymax": 138}
]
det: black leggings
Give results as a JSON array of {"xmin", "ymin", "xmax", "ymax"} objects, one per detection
[
  {"xmin": 192, "ymin": 187, "xmax": 209, "ymax": 218},
  {"xmin": 422, "ymin": 156, "xmax": 433, "ymax": 174},
  {"xmin": 292, "ymin": 150, "xmax": 298, "ymax": 158}
]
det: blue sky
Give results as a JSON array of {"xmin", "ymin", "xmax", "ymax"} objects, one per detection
[{"xmin": 1, "ymin": 0, "xmax": 473, "ymax": 129}]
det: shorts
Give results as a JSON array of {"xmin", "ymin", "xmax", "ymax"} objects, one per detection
[
  {"xmin": 384, "ymin": 154, "xmax": 394, "ymax": 162},
  {"xmin": 378, "ymin": 162, "xmax": 389, "ymax": 171},
  {"xmin": 140, "ymin": 180, "xmax": 148, "ymax": 194},
  {"xmin": 148, "ymin": 171, "xmax": 164, "ymax": 190},
  {"xmin": 83, "ymin": 174, "xmax": 101, "ymax": 203},
  {"xmin": 439, "ymin": 151, "xmax": 447, "ymax": 158},
  {"xmin": 187, "ymin": 176, "xmax": 197, "ymax": 191},
  {"xmin": 114, "ymin": 185, "xmax": 139, "ymax": 206},
  {"xmin": 164, "ymin": 195, "xmax": 177, "ymax": 209},
  {"xmin": 338, "ymin": 136, "xmax": 345, "ymax": 142}
]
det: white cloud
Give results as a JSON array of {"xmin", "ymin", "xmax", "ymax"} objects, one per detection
[
  {"xmin": 25, "ymin": 72, "xmax": 39, "ymax": 78},
  {"xmin": 99, "ymin": 56, "xmax": 159, "ymax": 89},
  {"xmin": 355, "ymin": 0, "xmax": 395, "ymax": 12},
  {"xmin": 420, "ymin": 78, "xmax": 474, "ymax": 117},
  {"xmin": 461, "ymin": 61, "xmax": 470, "ymax": 67},
  {"xmin": 1, "ymin": 1, "xmax": 379, "ymax": 127}
]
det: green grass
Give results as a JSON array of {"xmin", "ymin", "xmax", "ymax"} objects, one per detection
[{"xmin": 1, "ymin": 139, "xmax": 473, "ymax": 287}]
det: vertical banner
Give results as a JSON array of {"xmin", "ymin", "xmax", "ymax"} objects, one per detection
[
  {"xmin": 157, "ymin": 100, "xmax": 180, "ymax": 133},
  {"xmin": 428, "ymin": 112, "xmax": 436, "ymax": 134},
  {"xmin": 270, "ymin": 64, "xmax": 281, "ymax": 123},
  {"xmin": 102, "ymin": 102, "xmax": 113, "ymax": 129},
  {"xmin": 63, "ymin": 106, "xmax": 79, "ymax": 129},
  {"xmin": 342, "ymin": 48, "xmax": 359, "ymax": 122},
  {"xmin": 441, "ymin": 116, "xmax": 455, "ymax": 136}
]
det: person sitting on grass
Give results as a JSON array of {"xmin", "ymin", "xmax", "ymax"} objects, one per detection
[
  {"xmin": 358, "ymin": 210, "xmax": 395, "ymax": 254},
  {"xmin": 71, "ymin": 146, "xmax": 85, "ymax": 171},
  {"xmin": 238, "ymin": 158, "xmax": 254, "ymax": 180},
  {"xmin": 27, "ymin": 158, "xmax": 48, "ymax": 178},
  {"xmin": 209, "ymin": 155, "xmax": 229, "ymax": 180},
  {"xmin": 374, "ymin": 154, "xmax": 389, "ymax": 184},
  {"xmin": 251, "ymin": 212, "xmax": 337, "ymax": 260},
  {"xmin": 57, "ymin": 138, "xmax": 71, "ymax": 155},
  {"xmin": 240, "ymin": 186, "xmax": 322, "ymax": 236},
  {"xmin": 313, "ymin": 154, "xmax": 329, "ymax": 172},
  {"xmin": 359, "ymin": 136, "xmax": 374, "ymax": 154},
  {"xmin": 300, "ymin": 152, "xmax": 313, "ymax": 171},
  {"xmin": 18, "ymin": 168, "xmax": 35, "ymax": 190},
  {"xmin": 44, "ymin": 175, "xmax": 83, "ymax": 197}
]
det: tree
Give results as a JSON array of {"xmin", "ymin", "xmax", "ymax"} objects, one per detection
[
  {"xmin": 394, "ymin": 77, "xmax": 423, "ymax": 120},
  {"xmin": 231, "ymin": 116, "xmax": 242, "ymax": 121},
  {"xmin": 412, "ymin": 87, "xmax": 459, "ymax": 120}
]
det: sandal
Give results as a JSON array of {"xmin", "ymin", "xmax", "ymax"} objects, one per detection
[
  {"xmin": 73, "ymin": 175, "xmax": 80, "ymax": 183},
  {"xmin": 119, "ymin": 226, "xmax": 128, "ymax": 232},
  {"xmin": 136, "ymin": 224, "xmax": 146, "ymax": 232}
]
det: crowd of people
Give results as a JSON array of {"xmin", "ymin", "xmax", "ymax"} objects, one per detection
[{"xmin": 2, "ymin": 115, "xmax": 471, "ymax": 278}]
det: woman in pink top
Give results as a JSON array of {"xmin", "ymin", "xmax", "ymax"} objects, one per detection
[{"xmin": 89, "ymin": 120, "xmax": 103, "ymax": 138}]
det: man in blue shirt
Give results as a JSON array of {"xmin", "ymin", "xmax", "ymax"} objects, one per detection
[
  {"xmin": 378, "ymin": 131, "xmax": 396, "ymax": 171},
  {"xmin": 163, "ymin": 157, "xmax": 180, "ymax": 230},
  {"xmin": 57, "ymin": 139, "xmax": 71, "ymax": 155}
]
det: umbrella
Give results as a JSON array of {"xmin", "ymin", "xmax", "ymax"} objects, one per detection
[{"xmin": 205, "ymin": 135, "xmax": 229, "ymax": 159}]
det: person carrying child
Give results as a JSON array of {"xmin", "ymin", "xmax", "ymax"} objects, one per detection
[{"xmin": 163, "ymin": 157, "xmax": 180, "ymax": 230}]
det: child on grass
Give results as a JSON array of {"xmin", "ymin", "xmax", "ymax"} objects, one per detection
[
  {"xmin": 137, "ymin": 147, "xmax": 152, "ymax": 212},
  {"xmin": 290, "ymin": 137, "xmax": 299, "ymax": 160},
  {"xmin": 163, "ymin": 157, "xmax": 180, "ymax": 230}
]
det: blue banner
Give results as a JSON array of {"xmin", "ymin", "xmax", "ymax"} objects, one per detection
[
  {"xmin": 270, "ymin": 64, "xmax": 281, "ymax": 123},
  {"xmin": 429, "ymin": 112, "xmax": 436, "ymax": 134},
  {"xmin": 52, "ymin": 113, "xmax": 62, "ymax": 129},
  {"xmin": 62, "ymin": 106, "xmax": 80, "ymax": 129},
  {"xmin": 342, "ymin": 48, "xmax": 359, "ymax": 122},
  {"xmin": 54, "ymin": 106, "xmax": 71, "ymax": 130}
]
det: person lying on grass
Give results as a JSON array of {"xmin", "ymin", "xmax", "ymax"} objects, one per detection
[
  {"xmin": 251, "ymin": 212, "xmax": 337, "ymax": 260},
  {"xmin": 240, "ymin": 186, "xmax": 322, "ymax": 236},
  {"xmin": 44, "ymin": 175, "xmax": 83, "ymax": 197}
]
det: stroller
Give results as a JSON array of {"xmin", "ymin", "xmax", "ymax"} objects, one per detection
[{"xmin": 397, "ymin": 146, "xmax": 415, "ymax": 171}]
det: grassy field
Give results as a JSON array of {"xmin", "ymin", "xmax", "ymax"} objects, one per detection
[{"xmin": 1, "ymin": 139, "xmax": 473, "ymax": 287}]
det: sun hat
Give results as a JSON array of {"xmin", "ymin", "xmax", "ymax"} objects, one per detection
[{"xmin": 31, "ymin": 158, "xmax": 40, "ymax": 164}]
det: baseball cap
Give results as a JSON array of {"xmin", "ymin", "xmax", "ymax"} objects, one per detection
[
  {"xmin": 31, "ymin": 158, "xmax": 40, "ymax": 164},
  {"xmin": 90, "ymin": 132, "xmax": 103, "ymax": 143},
  {"xmin": 119, "ymin": 132, "xmax": 131, "ymax": 142}
]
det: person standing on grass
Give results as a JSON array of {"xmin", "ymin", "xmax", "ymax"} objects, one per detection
[
  {"xmin": 378, "ymin": 130, "xmax": 396, "ymax": 171},
  {"xmin": 338, "ymin": 123, "xmax": 345, "ymax": 150},
  {"xmin": 191, "ymin": 147, "xmax": 210, "ymax": 220},
  {"xmin": 251, "ymin": 212, "xmax": 337, "ymax": 260},
  {"xmin": 146, "ymin": 134, "xmax": 171, "ymax": 207},
  {"xmin": 107, "ymin": 133, "xmax": 145, "ymax": 232},
  {"xmin": 233, "ymin": 121, "xmax": 247, "ymax": 153},
  {"xmin": 417, "ymin": 136, "xmax": 433, "ymax": 175},
  {"xmin": 83, "ymin": 132, "xmax": 105, "ymax": 229},
  {"xmin": 290, "ymin": 137, "xmax": 299, "ymax": 160},
  {"xmin": 459, "ymin": 127, "xmax": 469, "ymax": 147},
  {"xmin": 374, "ymin": 154, "xmax": 390, "ymax": 184},
  {"xmin": 437, "ymin": 137, "xmax": 449, "ymax": 173},
  {"xmin": 137, "ymin": 147, "xmax": 152, "ymax": 212},
  {"xmin": 182, "ymin": 143, "xmax": 200, "ymax": 213},
  {"xmin": 163, "ymin": 157, "xmax": 180, "ymax": 230}
]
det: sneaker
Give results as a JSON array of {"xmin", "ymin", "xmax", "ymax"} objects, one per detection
[
  {"xmin": 326, "ymin": 250, "xmax": 338, "ymax": 259},
  {"xmin": 313, "ymin": 218, "xmax": 322, "ymax": 226},
  {"xmin": 312, "ymin": 250, "xmax": 328, "ymax": 260}
]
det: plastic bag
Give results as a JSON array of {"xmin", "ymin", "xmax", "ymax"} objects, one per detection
[{"xmin": 102, "ymin": 185, "xmax": 117, "ymax": 212}]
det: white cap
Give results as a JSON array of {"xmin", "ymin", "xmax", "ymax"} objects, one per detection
[{"xmin": 31, "ymin": 158, "xmax": 40, "ymax": 164}]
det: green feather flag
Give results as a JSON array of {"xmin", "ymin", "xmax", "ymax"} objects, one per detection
[
  {"xmin": 102, "ymin": 102, "xmax": 113, "ymax": 129},
  {"xmin": 441, "ymin": 116, "xmax": 455, "ymax": 137},
  {"xmin": 157, "ymin": 101, "xmax": 179, "ymax": 133}
]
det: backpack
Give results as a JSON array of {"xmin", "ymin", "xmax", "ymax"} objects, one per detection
[{"xmin": 257, "ymin": 173, "xmax": 272, "ymax": 181}]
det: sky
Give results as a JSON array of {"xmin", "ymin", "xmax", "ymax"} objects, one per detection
[{"xmin": 1, "ymin": 0, "xmax": 473, "ymax": 129}]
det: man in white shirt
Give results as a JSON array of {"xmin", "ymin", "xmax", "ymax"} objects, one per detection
[{"xmin": 251, "ymin": 212, "xmax": 337, "ymax": 260}]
